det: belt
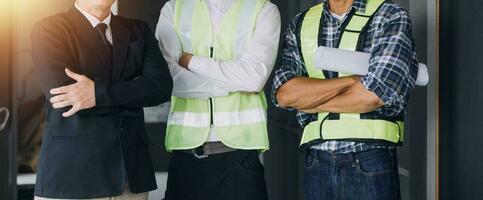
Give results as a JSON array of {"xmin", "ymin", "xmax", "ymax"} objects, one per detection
[{"xmin": 182, "ymin": 142, "xmax": 237, "ymax": 159}]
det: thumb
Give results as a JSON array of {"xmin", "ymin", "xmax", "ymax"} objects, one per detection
[{"xmin": 65, "ymin": 68, "xmax": 84, "ymax": 81}]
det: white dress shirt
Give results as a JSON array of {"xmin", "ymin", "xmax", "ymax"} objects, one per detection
[
  {"xmin": 156, "ymin": 0, "xmax": 281, "ymax": 142},
  {"xmin": 75, "ymin": 1, "xmax": 113, "ymax": 44}
]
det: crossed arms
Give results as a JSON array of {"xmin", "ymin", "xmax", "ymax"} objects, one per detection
[
  {"xmin": 32, "ymin": 20, "xmax": 173, "ymax": 117},
  {"xmin": 276, "ymin": 76, "xmax": 384, "ymax": 114},
  {"xmin": 155, "ymin": 1, "xmax": 281, "ymax": 99},
  {"xmin": 273, "ymin": 9, "xmax": 418, "ymax": 115}
]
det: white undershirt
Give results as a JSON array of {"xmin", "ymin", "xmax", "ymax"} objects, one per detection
[
  {"xmin": 156, "ymin": 0, "xmax": 281, "ymax": 142},
  {"xmin": 330, "ymin": 11, "xmax": 348, "ymax": 22}
]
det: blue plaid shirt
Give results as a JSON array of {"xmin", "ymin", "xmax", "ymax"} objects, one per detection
[{"xmin": 271, "ymin": 0, "xmax": 418, "ymax": 153}]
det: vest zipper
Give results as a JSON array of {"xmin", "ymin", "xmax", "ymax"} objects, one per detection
[
  {"xmin": 209, "ymin": 98, "xmax": 214, "ymax": 128},
  {"xmin": 209, "ymin": 47, "xmax": 214, "ymax": 128}
]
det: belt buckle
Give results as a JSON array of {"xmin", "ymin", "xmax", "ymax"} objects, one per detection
[{"xmin": 192, "ymin": 146, "xmax": 208, "ymax": 159}]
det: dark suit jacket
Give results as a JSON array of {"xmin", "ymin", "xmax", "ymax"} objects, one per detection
[{"xmin": 31, "ymin": 7, "xmax": 173, "ymax": 199}]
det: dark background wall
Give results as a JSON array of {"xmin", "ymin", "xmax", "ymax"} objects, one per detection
[
  {"xmin": 119, "ymin": 0, "xmax": 166, "ymax": 31},
  {"xmin": 440, "ymin": 0, "xmax": 483, "ymax": 199}
]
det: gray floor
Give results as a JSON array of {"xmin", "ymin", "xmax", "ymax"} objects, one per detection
[{"xmin": 17, "ymin": 172, "xmax": 168, "ymax": 200}]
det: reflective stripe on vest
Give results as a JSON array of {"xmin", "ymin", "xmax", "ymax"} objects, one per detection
[
  {"xmin": 169, "ymin": 108, "xmax": 267, "ymax": 127},
  {"xmin": 300, "ymin": 0, "xmax": 405, "ymax": 146},
  {"xmin": 166, "ymin": 0, "xmax": 269, "ymax": 151}
]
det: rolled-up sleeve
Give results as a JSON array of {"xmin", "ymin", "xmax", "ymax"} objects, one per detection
[
  {"xmin": 271, "ymin": 14, "xmax": 308, "ymax": 109},
  {"xmin": 361, "ymin": 7, "xmax": 418, "ymax": 116}
]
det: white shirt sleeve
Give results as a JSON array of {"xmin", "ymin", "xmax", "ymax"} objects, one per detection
[
  {"xmin": 155, "ymin": 0, "xmax": 229, "ymax": 99},
  {"xmin": 188, "ymin": 2, "xmax": 281, "ymax": 93}
]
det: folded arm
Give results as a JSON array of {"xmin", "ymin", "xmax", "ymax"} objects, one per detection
[
  {"xmin": 272, "ymin": 14, "xmax": 357, "ymax": 111},
  {"xmin": 155, "ymin": 1, "xmax": 229, "ymax": 99},
  {"xmin": 301, "ymin": 82, "xmax": 384, "ymax": 113},
  {"xmin": 187, "ymin": 3, "xmax": 281, "ymax": 93},
  {"xmin": 32, "ymin": 21, "xmax": 173, "ymax": 117},
  {"xmin": 94, "ymin": 22, "xmax": 173, "ymax": 108},
  {"xmin": 31, "ymin": 22, "xmax": 76, "ymax": 99},
  {"xmin": 32, "ymin": 21, "xmax": 99, "ymax": 116},
  {"xmin": 357, "ymin": 9, "xmax": 418, "ymax": 115},
  {"xmin": 276, "ymin": 76, "xmax": 359, "ymax": 110}
]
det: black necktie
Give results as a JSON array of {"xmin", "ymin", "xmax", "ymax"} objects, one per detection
[
  {"xmin": 95, "ymin": 23, "xmax": 113, "ymax": 75},
  {"xmin": 95, "ymin": 23, "xmax": 113, "ymax": 56}
]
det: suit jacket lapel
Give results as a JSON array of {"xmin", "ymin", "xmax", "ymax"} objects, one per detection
[
  {"xmin": 110, "ymin": 17, "xmax": 131, "ymax": 81},
  {"xmin": 67, "ymin": 7, "xmax": 111, "ymax": 76}
]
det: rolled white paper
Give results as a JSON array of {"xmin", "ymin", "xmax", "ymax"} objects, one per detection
[
  {"xmin": 416, "ymin": 63, "xmax": 429, "ymax": 86},
  {"xmin": 315, "ymin": 46, "xmax": 429, "ymax": 86}
]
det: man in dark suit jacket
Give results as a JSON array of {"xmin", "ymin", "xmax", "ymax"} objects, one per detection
[{"xmin": 31, "ymin": 0, "xmax": 173, "ymax": 199}]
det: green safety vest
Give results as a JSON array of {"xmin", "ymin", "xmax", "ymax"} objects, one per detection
[
  {"xmin": 165, "ymin": 0, "xmax": 269, "ymax": 151},
  {"xmin": 299, "ymin": 0, "xmax": 405, "ymax": 147}
]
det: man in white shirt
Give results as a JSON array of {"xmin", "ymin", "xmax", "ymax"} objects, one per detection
[{"xmin": 156, "ymin": 0, "xmax": 280, "ymax": 199}]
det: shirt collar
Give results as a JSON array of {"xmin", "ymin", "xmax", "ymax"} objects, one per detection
[
  {"xmin": 75, "ymin": 1, "xmax": 112, "ymax": 28},
  {"xmin": 322, "ymin": 0, "xmax": 367, "ymax": 13}
]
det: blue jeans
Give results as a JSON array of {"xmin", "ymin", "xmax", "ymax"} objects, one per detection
[{"xmin": 304, "ymin": 148, "xmax": 401, "ymax": 200}]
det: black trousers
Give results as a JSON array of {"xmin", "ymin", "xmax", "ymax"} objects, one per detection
[{"xmin": 164, "ymin": 150, "xmax": 268, "ymax": 200}]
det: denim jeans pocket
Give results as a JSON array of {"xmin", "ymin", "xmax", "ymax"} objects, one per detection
[
  {"xmin": 304, "ymin": 150, "xmax": 320, "ymax": 169},
  {"xmin": 355, "ymin": 149, "xmax": 395, "ymax": 176}
]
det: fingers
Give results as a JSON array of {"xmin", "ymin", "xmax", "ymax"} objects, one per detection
[
  {"xmin": 62, "ymin": 106, "xmax": 79, "ymax": 117},
  {"xmin": 50, "ymin": 94, "xmax": 68, "ymax": 104},
  {"xmin": 52, "ymin": 101, "xmax": 72, "ymax": 109},
  {"xmin": 50, "ymin": 94, "xmax": 73, "ymax": 109},
  {"xmin": 65, "ymin": 68, "xmax": 85, "ymax": 81},
  {"xmin": 50, "ymin": 85, "xmax": 72, "ymax": 95},
  {"xmin": 51, "ymin": 68, "xmax": 87, "ymax": 95}
]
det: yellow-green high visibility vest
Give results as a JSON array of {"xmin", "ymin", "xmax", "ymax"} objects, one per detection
[
  {"xmin": 165, "ymin": 0, "xmax": 269, "ymax": 151},
  {"xmin": 299, "ymin": 0, "xmax": 405, "ymax": 147}
]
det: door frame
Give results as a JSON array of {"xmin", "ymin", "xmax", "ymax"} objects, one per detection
[{"xmin": 425, "ymin": 0, "xmax": 440, "ymax": 199}]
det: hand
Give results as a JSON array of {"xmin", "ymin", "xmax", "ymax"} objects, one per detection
[
  {"xmin": 178, "ymin": 52, "xmax": 193, "ymax": 69},
  {"xmin": 49, "ymin": 68, "xmax": 96, "ymax": 117}
]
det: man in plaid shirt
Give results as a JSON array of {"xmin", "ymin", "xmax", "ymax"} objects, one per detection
[{"xmin": 272, "ymin": 0, "xmax": 418, "ymax": 199}]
